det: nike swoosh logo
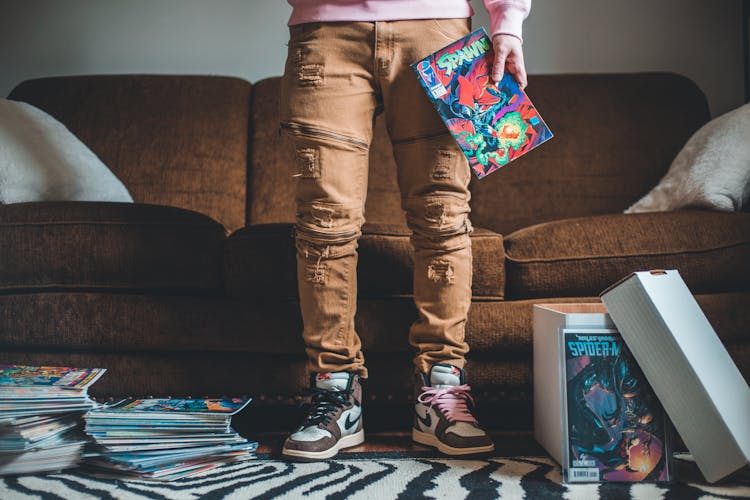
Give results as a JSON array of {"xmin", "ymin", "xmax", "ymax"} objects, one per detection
[
  {"xmin": 344, "ymin": 413, "xmax": 360, "ymax": 430},
  {"xmin": 415, "ymin": 409, "xmax": 432, "ymax": 429}
]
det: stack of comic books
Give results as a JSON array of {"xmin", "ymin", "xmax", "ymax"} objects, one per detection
[
  {"xmin": 0, "ymin": 365, "xmax": 106, "ymax": 476},
  {"xmin": 83, "ymin": 398, "xmax": 257, "ymax": 481}
]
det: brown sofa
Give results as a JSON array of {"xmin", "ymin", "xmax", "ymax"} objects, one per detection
[{"xmin": 2, "ymin": 73, "xmax": 748, "ymax": 431}]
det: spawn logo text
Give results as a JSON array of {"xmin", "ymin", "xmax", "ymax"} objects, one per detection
[{"xmin": 437, "ymin": 37, "xmax": 491, "ymax": 77}]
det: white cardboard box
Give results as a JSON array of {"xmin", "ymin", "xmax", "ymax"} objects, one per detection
[
  {"xmin": 601, "ymin": 269, "xmax": 750, "ymax": 483},
  {"xmin": 532, "ymin": 303, "xmax": 616, "ymax": 475},
  {"xmin": 533, "ymin": 303, "xmax": 673, "ymax": 483}
]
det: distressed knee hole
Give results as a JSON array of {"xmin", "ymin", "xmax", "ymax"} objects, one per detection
[
  {"xmin": 297, "ymin": 202, "xmax": 363, "ymax": 244},
  {"xmin": 298, "ymin": 241, "xmax": 332, "ymax": 260},
  {"xmin": 300, "ymin": 202, "xmax": 361, "ymax": 232},
  {"xmin": 306, "ymin": 262, "xmax": 329, "ymax": 284},
  {"xmin": 406, "ymin": 194, "xmax": 471, "ymax": 237},
  {"xmin": 431, "ymin": 149, "xmax": 456, "ymax": 180},
  {"xmin": 294, "ymin": 147, "xmax": 320, "ymax": 178},
  {"xmin": 378, "ymin": 57, "xmax": 391, "ymax": 76},
  {"xmin": 293, "ymin": 47, "xmax": 324, "ymax": 87},
  {"xmin": 424, "ymin": 202, "xmax": 449, "ymax": 228},
  {"xmin": 300, "ymin": 242, "xmax": 331, "ymax": 285},
  {"xmin": 427, "ymin": 260, "xmax": 455, "ymax": 284},
  {"xmin": 311, "ymin": 203, "xmax": 336, "ymax": 228},
  {"xmin": 298, "ymin": 65, "xmax": 323, "ymax": 86}
]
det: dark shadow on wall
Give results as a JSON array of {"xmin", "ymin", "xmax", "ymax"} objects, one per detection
[
  {"xmin": 0, "ymin": 0, "xmax": 95, "ymax": 98},
  {"xmin": 744, "ymin": 0, "xmax": 750, "ymax": 102}
]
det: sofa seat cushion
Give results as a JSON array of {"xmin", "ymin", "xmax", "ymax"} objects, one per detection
[
  {"xmin": 224, "ymin": 223, "xmax": 505, "ymax": 299},
  {"xmin": 0, "ymin": 202, "xmax": 226, "ymax": 294},
  {"xmin": 3, "ymin": 293, "xmax": 746, "ymax": 407},
  {"xmin": 504, "ymin": 211, "xmax": 750, "ymax": 299},
  {"xmin": 2, "ymin": 291, "xmax": 745, "ymax": 357}
]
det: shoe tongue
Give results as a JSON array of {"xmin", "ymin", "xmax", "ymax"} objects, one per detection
[
  {"xmin": 314, "ymin": 372, "xmax": 350, "ymax": 391},
  {"xmin": 430, "ymin": 364, "xmax": 463, "ymax": 388}
]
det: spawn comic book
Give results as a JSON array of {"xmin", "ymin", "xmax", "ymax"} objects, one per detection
[
  {"xmin": 412, "ymin": 28, "xmax": 553, "ymax": 179},
  {"xmin": 562, "ymin": 330, "xmax": 671, "ymax": 483}
]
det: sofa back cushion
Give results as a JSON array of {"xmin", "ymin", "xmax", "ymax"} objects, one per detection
[
  {"xmin": 248, "ymin": 73, "xmax": 709, "ymax": 233},
  {"xmin": 8, "ymin": 75, "xmax": 250, "ymax": 232},
  {"xmin": 469, "ymin": 73, "xmax": 710, "ymax": 233}
]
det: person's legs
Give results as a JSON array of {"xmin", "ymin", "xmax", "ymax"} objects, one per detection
[
  {"xmin": 280, "ymin": 21, "xmax": 379, "ymax": 379},
  {"xmin": 381, "ymin": 18, "xmax": 473, "ymax": 379},
  {"xmin": 379, "ymin": 18, "xmax": 494, "ymax": 455},
  {"xmin": 280, "ymin": 21, "xmax": 377, "ymax": 460}
]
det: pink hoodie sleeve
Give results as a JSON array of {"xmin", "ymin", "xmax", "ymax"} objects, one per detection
[{"xmin": 483, "ymin": 0, "xmax": 531, "ymax": 42}]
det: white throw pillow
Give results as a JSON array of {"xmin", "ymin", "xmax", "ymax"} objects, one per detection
[
  {"xmin": 626, "ymin": 103, "xmax": 750, "ymax": 213},
  {"xmin": 0, "ymin": 98, "xmax": 133, "ymax": 203}
]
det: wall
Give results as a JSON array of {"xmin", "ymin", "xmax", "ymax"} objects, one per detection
[{"xmin": 0, "ymin": 0, "xmax": 744, "ymax": 116}]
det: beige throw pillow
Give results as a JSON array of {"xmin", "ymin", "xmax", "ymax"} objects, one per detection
[
  {"xmin": 626, "ymin": 103, "xmax": 750, "ymax": 213},
  {"xmin": 0, "ymin": 98, "xmax": 133, "ymax": 204}
]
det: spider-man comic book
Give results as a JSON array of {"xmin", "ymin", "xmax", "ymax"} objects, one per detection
[
  {"xmin": 412, "ymin": 28, "xmax": 553, "ymax": 179},
  {"xmin": 562, "ymin": 330, "xmax": 672, "ymax": 483}
]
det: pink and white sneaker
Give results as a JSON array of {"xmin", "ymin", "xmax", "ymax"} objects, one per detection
[{"xmin": 412, "ymin": 364, "xmax": 494, "ymax": 455}]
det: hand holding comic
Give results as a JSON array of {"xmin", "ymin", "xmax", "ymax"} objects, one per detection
[
  {"xmin": 492, "ymin": 34, "xmax": 527, "ymax": 89},
  {"xmin": 412, "ymin": 29, "xmax": 552, "ymax": 179}
]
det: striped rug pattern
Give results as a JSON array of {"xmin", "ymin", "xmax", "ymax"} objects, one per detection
[{"xmin": 1, "ymin": 455, "xmax": 748, "ymax": 499}]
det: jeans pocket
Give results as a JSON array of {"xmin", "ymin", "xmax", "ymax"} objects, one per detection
[
  {"xmin": 431, "ymin": 18, "xmax": 471, "ymax": 39},
  {"xmin": 289, "ymin": 22, "xmax": 322, "ymax": 42}
]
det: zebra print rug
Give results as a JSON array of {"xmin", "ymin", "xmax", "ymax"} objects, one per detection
[{"xmin": 1, "ymin": 454, "xmax": 748, "ymax": 499}]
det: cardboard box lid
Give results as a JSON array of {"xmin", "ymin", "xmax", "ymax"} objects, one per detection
[{"xmin": 600, "ymin": 269, "xmax": 750, "ymax": 483}]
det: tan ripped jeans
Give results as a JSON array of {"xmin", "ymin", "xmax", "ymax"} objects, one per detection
[{"xmin": 280, "ymin": 19, "xmax": 473, "ymax": 379}]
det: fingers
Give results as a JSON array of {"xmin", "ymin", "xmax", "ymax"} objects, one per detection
[
  {"xmin": 492, "ymin": 45, "xmax": 508, "ymax": 83},
  {"xmin": 491, "ymin": 34, "xmax": 527, "ymax": 89},
  {"xmin": 510, "ymin": 51, "xmax": 528, "ymax": 89}
]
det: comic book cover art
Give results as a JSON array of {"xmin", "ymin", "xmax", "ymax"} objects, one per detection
[
  {"xmin": 412, "ymin": 28, "xmax": 553, "ymax": 179},
  {"xmin": 563, "ymin": 331, "xmax": 671, "ymax": 483},
  {"xmin": 110, "ymin": 398, "xmax": 251, "ymax": 415},
  {"xmin": 0, "ymin": 365, "xmax": 106, "ymax": 389}
]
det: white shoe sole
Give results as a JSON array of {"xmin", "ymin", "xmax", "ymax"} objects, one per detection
[
  {"xmin": 282, "ymin": 428, "xmax": 365, "ymax": 460},
  {"xmin": 412, "ymin": 428, "xmax": 495, "ymax": 456}
]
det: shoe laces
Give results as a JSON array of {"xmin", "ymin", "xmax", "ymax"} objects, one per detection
[
  {"xmin": 418, "ymin": 384, "xmax": 477, "ymax": 424},
  {"xmin": 299, "ymin": 387, "xmax": 352, "ymax": 427}
]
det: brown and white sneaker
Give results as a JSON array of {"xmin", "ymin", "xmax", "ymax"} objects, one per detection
[
  {"xmin": 281, "ymin": 372, "xmax": 364, "ymax": 461},
  {"xmin": 412, "ymin": 364, "xmax": 495, "ymax": 456}
]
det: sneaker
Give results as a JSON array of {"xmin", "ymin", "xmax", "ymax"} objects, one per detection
[
  {"xmin": 412, "ymin": 364, "xmax": 495, "ymax": 455},
  {"xmin": 281, "ymin": 371, "xmax": 364, "ymax": 461}
]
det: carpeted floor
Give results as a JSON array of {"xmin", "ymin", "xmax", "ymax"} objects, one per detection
[{"xmin": 1, "ymin": 453, "xmax": 748, "ymax": 499}]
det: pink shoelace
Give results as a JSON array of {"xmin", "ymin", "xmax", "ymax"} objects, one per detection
[{"xmin": 418, "ymin": 384, "xmax": 478, "ymax": 424}]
